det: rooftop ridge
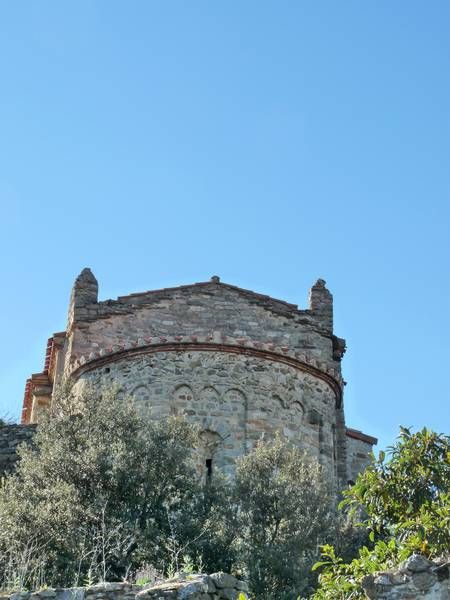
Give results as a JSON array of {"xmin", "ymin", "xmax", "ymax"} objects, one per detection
[{"xmin": 115, "ymin": 280, "xmax": 302, "ymax": 312}]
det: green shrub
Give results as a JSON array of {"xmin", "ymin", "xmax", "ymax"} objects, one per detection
[
  {"xmin": 312, "ymin": 427, "xmax": 450, "ymax": 599},
  {"xmin": 0, "ymin": 383, "xmax": 345, "ymax": 597},
  {"xmin": 232, "ymin": 435, "xmax": 336, "ymax": 600},
  {"xmin": 0, "ymin": 383, "xmax": 204, "ymax": 587}
]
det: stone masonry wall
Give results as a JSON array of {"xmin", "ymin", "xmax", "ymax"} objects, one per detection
[
  {"xmin": 77, "ymin": 350, "xmax": 342, "ymax": 479},
  {"xmin": 362, "ymin": 554, "xmax": 450, "ymax": 599},
  {"xmin": 62, "ymin": 274, "xmax": 349, "ymax": 484},
  {"xmin": 0, "ymin": 424, "xmax": 36, "ymax": 477},
  {"xmin": 1, "ymin": 573, "xmax": 248, "ymax": 600},
  {"xmin": 346, "ymin": 429, "xmax": 377, "ymax": 484},
  {"xmin": 63, "ymin": 278, "xmax": 342, "ymax": 380},
  {"xmin": 21, "ymin": 270, "xmax": 377, "ymax": 486}
]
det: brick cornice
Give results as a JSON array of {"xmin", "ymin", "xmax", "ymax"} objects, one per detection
[{"xmin": 70, "ymin": 342, "xmax": 344, "ymax": 408}]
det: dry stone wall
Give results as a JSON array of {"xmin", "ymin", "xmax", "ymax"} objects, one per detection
[
  {"xmin": 2, "ymin": 573, "xmax": 248, "ymax": 600},
  {"xmin": 0, "ymin": 424, "xmax": 35, "ymax": 476},
  {"xmin": 362, "ymin": 555, "xmax": 450, "ymax": 600}
]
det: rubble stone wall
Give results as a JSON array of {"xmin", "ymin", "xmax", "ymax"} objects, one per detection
[
  {"xmin": 0, "ymin": 424, "xmax": 35, "ymax": 476},
  {"xmin": 2, "ymin": 573, "xmax": 248, "ymax": 600},
  {"xmin": 362, "ymin": 554, "xmax": 450, "ymax": 600},
  {"xmin": 346, "ymin": 431, "xmax": 376, "ymax": 484},
  {"xmin": 65, "ymin": 280, "xmax": 338, "ymax": 373},
  {"xmin": 76, "ymin": 350, "xmax": 341, "ymax": 478}
]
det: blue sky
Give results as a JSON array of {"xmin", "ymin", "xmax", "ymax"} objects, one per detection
[{"xmin": 0, "ymin": 1, "xmax": 449, "ymax": 451}]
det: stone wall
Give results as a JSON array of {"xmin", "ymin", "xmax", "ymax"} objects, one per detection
[
  {"xmin": 346, "ymin": 428, "xmax": 378, "ymax": 484},
  {"xmin": 65, "ymin": 277, "xmax": 340, "ymax": 374},
  {"xmin": 20, "ymin": 269, "xmax": 377, "ymax": 486},
  {"xmin": 62, "ymin": 273, "xmax": 350, "ymax": 484},
  {"xmin": 76, "ymin": 350, "xmax": 341, "ymax": 479},
  {"xmin": 2, "ymin": 573, "xmax": 248, "ymax": 600},
  {"xmin": 0, "ymin": 424, "xmax": 35, "ymax": 477},
  {"xmin": 362, "ymin": 554, "xmax": 450, "ymax": 599}
]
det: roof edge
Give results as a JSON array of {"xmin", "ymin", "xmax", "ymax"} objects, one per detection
[
  {"xmin": 346, "ymin": 427, "xmax": 378, "ymax": 446},
  {"xmin": 116, "ymin": 280, "xmax": 302, "ymax": 311}
]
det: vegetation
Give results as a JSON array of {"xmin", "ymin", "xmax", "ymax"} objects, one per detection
[
  {"xmin": 0, "ymin": 384, "xmax": 205, "ymax": 588},
  {"xmin": 0, "ymin": 384, "xmax": 336, "ymax": 598},
  {"xmin": 4, "ymin": 383, "xmax": 447, "ymax": 599},
  {"xmin": 312, "ymin": 427, "xmax": 450, "ymax": 599},
  {"xmin": 232, "ymin": 436, "xmax": 335, "ymax": 599}
]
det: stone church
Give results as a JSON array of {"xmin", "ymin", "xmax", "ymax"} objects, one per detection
[{"xmin": 16, "ymin": 268, "xmax": 376, "ymax": 485}]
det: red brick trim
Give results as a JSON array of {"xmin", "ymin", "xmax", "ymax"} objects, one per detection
[
  {"xmin": 70, "ymin": 342, "xmax": 344, "ymax": 408},
  {"xmin": 21, "ymin": 332, "xmax": 66, "ymax": 424},
  {"xmin": 20, "ymin": 372, "xmax": 51, "ymax": 424},
  {"xmin": 21, "ymin": 379, "xmax": 32, "ymax": 424}
]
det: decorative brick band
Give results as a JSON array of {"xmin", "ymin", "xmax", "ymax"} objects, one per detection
[{"xmin": 70, "ymin": 340, "xmax": 344, "ymax": 408}]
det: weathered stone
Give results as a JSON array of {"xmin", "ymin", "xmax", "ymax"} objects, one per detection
[
  {"xmin": 135, "ymin": 573, "xmax": 244, "ymax": 600},
  {"xmin": 362, "ymin": 556, "xmax": 450, "ymax": 600},
  {"xmin": 0, "ymin": 423, "xmax": 36, "ymax": 476},
  {"xmin": 401, "ymin": 553, "xmax": 435, "ymax": 573},
  {"xmin": 17, "ymin": 271, "xmax": 377, "ymax": 487},
  {"xmin": 209, "ymin": 574, "xmax": 237, "ymax": 590},
  {"xmin": 216, "ymin": 589, "xmax": 238, "ymax": 600},
  {"xmin": 3, "ymin": 575, "xmax": 247, "ymax": 600},
  {"xmin": 10, "ymin": 593, "xmax": 30, "ymax": 600}
]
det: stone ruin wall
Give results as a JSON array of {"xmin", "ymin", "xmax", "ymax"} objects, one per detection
[
  {"xmin": 362, "ymin": 554, "xmax": 450, "ymax": 600},
  {"xmin": 346, "ymin": 428, "xmax": 378, "ymax": 484},
  {"xmin": 0, "ymin": 424, "xmax": 36, "ymax": 476},
  {"xmin": 0, "ymin": 573, "xmax": 248, "ymax": 600}
]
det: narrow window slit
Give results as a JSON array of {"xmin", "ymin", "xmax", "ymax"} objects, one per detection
[{"xmin": 205, "ymin": 458, "xmax": 213, "ymax": 479}]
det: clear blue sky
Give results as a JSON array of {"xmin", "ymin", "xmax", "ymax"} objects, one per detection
[{"xmin": 0, "ymin": 1, "xmax": 449, "ymax": 451}]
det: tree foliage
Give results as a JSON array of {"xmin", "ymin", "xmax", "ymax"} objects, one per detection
[
  {"xmin": 0, "ymin": 384, "xmax": 205, "ymax": 587},
  {"xmin": 232, "ymin": 435, "xmax": 336, "ymax": 600},
  {"xmin": 313, "ymin": 427, "xmax": 450, "ymax": 599},
  {"xmin": 0, "ymin": 383, "xmax": 338, "ymax": 598}
]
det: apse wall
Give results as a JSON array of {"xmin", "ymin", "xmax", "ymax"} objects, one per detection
[{"xmin": 76, "ymin": 348, "xmax": 341, "ymax": 479}]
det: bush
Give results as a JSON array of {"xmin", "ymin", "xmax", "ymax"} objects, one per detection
[
  {"xmin": 312, "ymin": 427, "xmax": 450, "ymax": 599},
  {"xmin": 232, "ymin": 436, "xmax": 336, "ymax": 600},
  {"xmin": 0, "ymin": 383, "xmax": 205, "ymax": 588},
  {"xmin": 0, "ymin": 383, "xmax": 340, "ymax": 597}
]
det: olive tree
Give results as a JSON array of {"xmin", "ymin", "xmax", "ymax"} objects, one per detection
[
  {"xmin": 232, "ymin": 436, "xmax": 336, "ymax": 600},
  {"xmin": 0, "ymin": 383, "xmax": 203, "ymax": 587}
]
